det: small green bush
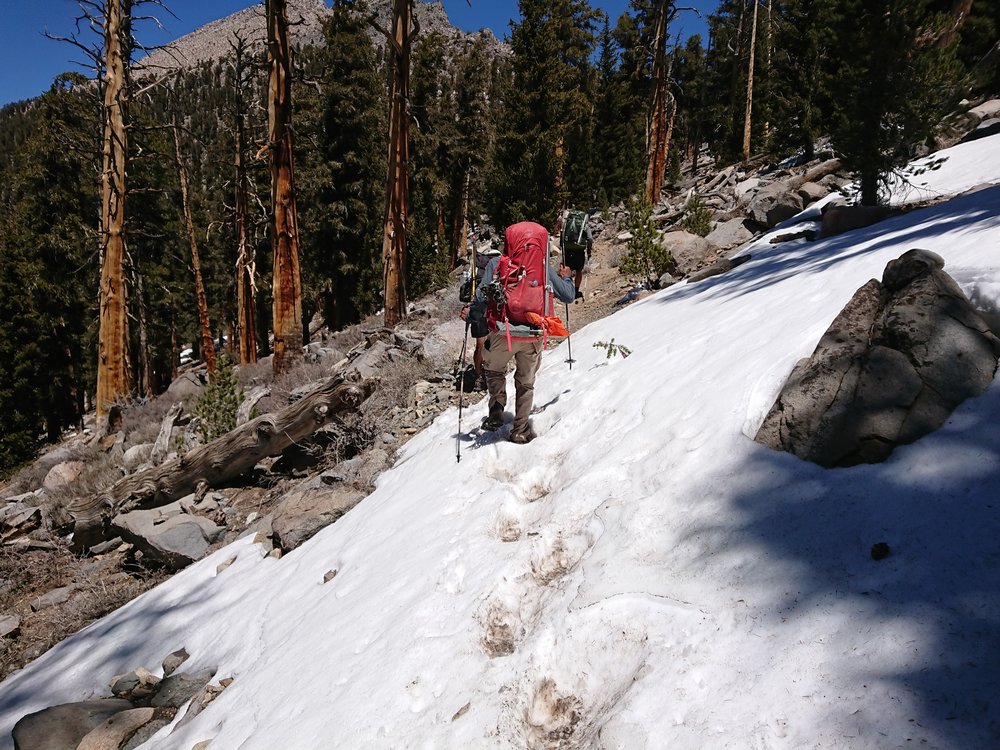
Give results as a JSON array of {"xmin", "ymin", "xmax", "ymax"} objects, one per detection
[
  {"xmin": 681, "ymin": 195, "xmax": 713, "ymax": 237},
  {"xmin": 192, "ymin": 354, "xmax": 241, "ymax": 443},
  {"xmin": 619, "ymin": 197, "xmax": 673, "ymax": 284},
  {"xmin": 593, "ymin": 338, "xmax": 632, "ymax": 359}
]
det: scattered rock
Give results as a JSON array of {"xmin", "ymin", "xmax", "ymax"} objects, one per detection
[
  {"xmin": 687, "ymin": 254, "xmax": 752, "ymax": 284},
  {"xmin": 122, "ymin": 444, "xmax": 154, "ymax": 472},
  {"xmin": 271, "ymin": 486, "xmax": 364, "ymax": 552},
  {"xmin": 659, "ymin": 230, "xmax": 716, "ymax": 277},
  {"xmin": 704, "ymin": 218, "xmax": 756, "ymax": 250},
  {"xmin": 746, "ymin": 182, "xmax": 804, "ymax": 227},
  {"xmin": 11, "ymin": 699, "xmax": 133, "ymax": 750},
  {"xmin": 76, "ymin": 707, "xmax": 156, "ymax": 750},
  {"xmin": 110, "ymin": 667, "xmax": 160, "ymax": 701},
  {"xmin": 0, "ymin": 614, "xmax": 21, "ymax": 639},
  {"xmin": 113, "ymin": 502, "xmax": 226, "ymax": 570},
  {"xmin": 151, "ymin": 669, "xmax": 216, "ymax": 709},
  {"xmin": 41, "ymin": 461, "xmax": 86, "ymax": 492},
  {"xmin": 30, "ymin": 584, "xmax": 79, "ymax": 612},
  {"xmin": 162, "ymin": 648, "xmax": 190, "ymax": 677}
]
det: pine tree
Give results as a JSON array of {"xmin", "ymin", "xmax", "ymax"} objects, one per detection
[
  {"xmin": 486, "ymin": 0, "xmax": 600, "ymax": 230},
  {"xmin": 830, "ymin": 0, "xmax": 964, "ymax": 205},
  {"xmin": 0, "ymin": 77, "xmax": 97, "ymax": 468},
  {"xmin": 296, "ymin": 0, "xmax": 386, "ymax": 331}
]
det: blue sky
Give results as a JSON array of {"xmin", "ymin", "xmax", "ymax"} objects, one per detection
[{"xmin": 0, "ymin": 1, "xmax": 713, "ymax": 107}]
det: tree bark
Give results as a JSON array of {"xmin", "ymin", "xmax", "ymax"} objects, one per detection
[
  {"xmin": 742, "ymin": 0, "xmax": 759, "ymax": 163},
  {"xmin": 96, "ymin": 0, "xmax": 132, "ymax": 417},
  {"xmin": 382, "ymin": 0, "xmax": 415, "ymax": 328},
  {"xmin": 232, "ymin": 35, "xmax": 258, "ymax": 365},
  {"xmin": 267, "ymin": 0, "xmax": 303, "ymax": 375},
  {"xmin": 149, "ymin": 402, "xmax": 182, "ymax": 466},
  {"xmin": 70, "ymin": 374, "xmax": 376, "ymax": 552},
  {"xmin": 645, "ymin": 1, "xmax": 673, "ymax": 205},
  {"xmin": 173, "ymin": 121, "xmax": 218, "ymax": 377}
]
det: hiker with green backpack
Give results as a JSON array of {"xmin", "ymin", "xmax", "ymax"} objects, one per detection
[
  {"xmin": 560, "ymin": 208, "xmax": 593, "ymax": 299},
  {"xmin": 469, "ymin": 221, "xmax": 576, "ymax": 444}
]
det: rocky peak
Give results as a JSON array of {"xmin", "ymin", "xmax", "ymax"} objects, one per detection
[{"xmin": 137, "ymin": 0, "xmax": 505, "ymax": 75}]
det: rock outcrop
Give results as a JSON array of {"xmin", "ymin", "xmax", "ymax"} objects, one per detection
[{"xmin": 756, "ymin": 249, "xmax": 1000, "ymax": 467}]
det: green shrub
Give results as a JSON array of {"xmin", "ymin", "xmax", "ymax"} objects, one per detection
[
  {"xmin": 681, "ymin": 194, "xmax": 713, "ymax": 237},
  {"xmin": 593, "ymin": 338, "xmax": 632, "ymax": 359},
  {"xmin": 192, "ymin": 354, "xmax": 241, "ymax": 443},
  {"xmin": 619, "ymin": 197, "xmax": 673, "ymax": 284}
]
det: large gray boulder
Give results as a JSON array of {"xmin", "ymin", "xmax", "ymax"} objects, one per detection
[
  {"xmin": 705, "ymin": 218, "xmax": 756, "ymax": 251},
  {"xmin": 271, "ymin": 486, "xmax": 364, "ymax": 552},
  {"xmin": 12, "ymin": 699, "xmax": 133, "ymax": 750},
  {"xmin": 756, "ymin": 249, "xmax": 1000, "ymax": 467},
  {"xmin": 660, "ymin": 230, "xmax": 718, "ymax": 277},
  {"xmin": 113, "ymin": 502, "xmax": 225, "ymax": 570},
  {"xmin": 746, "ymin": 182, "xmax": 804, "ymax": 228}
]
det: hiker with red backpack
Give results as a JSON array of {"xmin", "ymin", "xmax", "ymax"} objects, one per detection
[{"xmin": 464, "ymin": 221, "xmax": 576, "ymax": 444}]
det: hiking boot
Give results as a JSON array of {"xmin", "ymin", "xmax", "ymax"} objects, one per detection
[
  {"xmin": 481, "ymin": 414, "xmax": 503, "ymax": 431},
  {"xmin": 508, "ymin": 427, "xmax": 536, "ymax": 444},
  {"xmin": 575, "ymin": 289, "xmax": 584, "ymax": 300}
]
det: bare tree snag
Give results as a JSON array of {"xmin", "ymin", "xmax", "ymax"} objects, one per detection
[
  {"xmin": 96, "ymin": 0, "xmax": 133, "ymax": 417},
  {"xmin": 232, "ymin": 33, "xmax": 258, "ymax": 365},
  {"xmin": 267, "ymin": 0, "xmax": 304, "ymax": 375},
  {"xmin": 173, "ymin": 120, "xmax": 218, "ymax": 376},
  {"xmin": 742, "ymin": 0, "xmax": 759, "ymax": 163},
  {"xmin": 149, "ymin": 402, "xmax": 183, "ymax": 466},
  {"xmin": 70, "ymin": 374, "xmax": 376, "ymax": 552},
  {"xmin": 381, "ymin": 0, "xmax": 416, "ymax": 328},
  {"xmin": 645, "ymin": 1, "xmax": 675, "ymax": 205}
]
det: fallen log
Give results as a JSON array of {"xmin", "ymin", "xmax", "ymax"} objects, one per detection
[{"xmin": 70, "ymin": 373, "xmax": 376, "ymax": 552}]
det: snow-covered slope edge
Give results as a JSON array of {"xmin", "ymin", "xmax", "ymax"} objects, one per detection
[{"xmin": 1, "ymin": 137, "xmax": 999, "ymax": 749}]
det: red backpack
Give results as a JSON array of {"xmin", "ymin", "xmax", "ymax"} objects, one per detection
[{"xmin": 485, "ymin": 222, "xmax": 554, "ymax": 342}]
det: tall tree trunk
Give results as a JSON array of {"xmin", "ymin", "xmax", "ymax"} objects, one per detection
[
  {"xmin": 742, "ymin": 0, "xmax": 759, "ymax": 163},
  {"xmin": 382, "ymin": 0, "xmax": 414, "ymax": 328},
  {"xmin": 450, "ymin": 168, "xmax": 470, "ymax": 269},
  {"xmin": 645, "ymin": 1, "xmax": 674, "ymax": 205},
  {"xmin": 172, "ymin": 121, "xmax": 218, "ymax": 377},
  {"xmin": 132, "ymin": 256, "xmax": 153, "ymax": 397},
  {"xmin": 96, "ymin": 0, "xmax": 132, "ymax": 417},
  {"xmin": 726, "ymin": 0, "xmax": 748, "ymax": 152},
  {"xmin": 267, "ymin": 0, "xmax": 303, "ymax": 375},
  {"xmin": 232, "ymin": 35, "xmax": 257, "ymax": 365}
]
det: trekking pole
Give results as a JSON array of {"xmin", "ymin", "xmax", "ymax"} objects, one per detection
[
  {"xmin": 559, "ymin": 223, "xmax": 575, "ymax": 370},
  {"xmin": 456, "ymin": 228, "xmax": 477, "ymax": 462},
  {"xmin": 456, "ymin": 318, "xmax": 470, "ymax": 462}
]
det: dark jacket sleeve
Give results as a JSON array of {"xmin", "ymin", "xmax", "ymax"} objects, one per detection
[
  {"xmin": 470, "ymin": 256, "xmax": 498, "ymax": 318},
  {"xmin": 548, "ymin": 264, "xmax": 577, "ymax": 303}
]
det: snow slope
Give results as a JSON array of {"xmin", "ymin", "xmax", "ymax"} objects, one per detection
[{"xmin": 2, "ymin": 136, "xmax": 999, "ymax": 749}]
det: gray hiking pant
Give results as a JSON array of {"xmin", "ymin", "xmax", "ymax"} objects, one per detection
[{"xmin": 483, "ymin": 332, "xmax": 543, "ymax": 438}]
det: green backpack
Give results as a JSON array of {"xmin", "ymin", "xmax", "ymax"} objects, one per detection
[{"xmin": 562, "ymin": 210, "xmax": 589, "ymax": 253}]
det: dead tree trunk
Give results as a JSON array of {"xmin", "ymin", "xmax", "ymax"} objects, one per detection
[
  {"xmin": 232, "ymin": 33, "xmax": 258, "ymax": 365},
  {"xmin": 173, "ymin": 120, "xmax": 218, "ymax": 377},
  {"xmin": 645, "ymin": 1, "xmax": 675, "ymax": 205},
  {"xmin": 267, "ymin": 0, "xmax": 303, "ymax": 375},
  {"xmin": 742, "ymin": 0, "xmax": 759, "ymax": 163},
  {"xmin": 380, "ymin": 0, "xmax": 416, "ymax": 328},
  {"xmin": 96, "ymin": 0, "xmax": 132, "ymax": 417},
  {"xmin": 132, "ymin": 257, "xmax": 154, "ymax": 398},
  {"xmin": 70, "ymin": 374, "xmax": 376, "ymax": 552}
]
